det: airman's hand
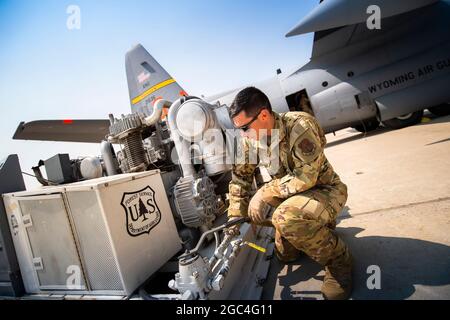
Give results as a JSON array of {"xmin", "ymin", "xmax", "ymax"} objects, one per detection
[{"xmin": 248, "ymin": 190, "xmax": 269, "ymax": 224}]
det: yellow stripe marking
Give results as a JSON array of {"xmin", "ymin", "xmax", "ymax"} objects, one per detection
[
  {"xmin": 245, "ymin": 242, "xmax": 267, "ymax": 253},
  {"xmin": 131, "ymin": 78, "xmax": 176, "ymax": 105}
]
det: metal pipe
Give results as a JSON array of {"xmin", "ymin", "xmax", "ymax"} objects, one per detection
[
  {"xmin": 100, "ymin": 140, "xmax": 119, "ymax": 176},
  {"xmin": 214, "ymin": 232, "xmax": 220, "ymax": 251},
  {"xmin": 143, "ymin": 99, "xmax": 172, "ymax": 126}
]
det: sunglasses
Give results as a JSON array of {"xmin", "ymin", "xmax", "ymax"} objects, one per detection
[{"xmin": 234, "ymin": 110, "xmax": 263, "ymax": 132}]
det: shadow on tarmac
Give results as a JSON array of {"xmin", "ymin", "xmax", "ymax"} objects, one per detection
[
  {"xmin": 326, "ymin": 114, "xmax": 450, "ymax": 149},
  {"xmin": 263, "ymin": 226, "xmax": 450, "ymax": 300}
]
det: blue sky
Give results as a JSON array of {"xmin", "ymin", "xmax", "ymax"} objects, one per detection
[{"xmin": 0, "ymin": 0, "xmax": 317, "ymax": 187}]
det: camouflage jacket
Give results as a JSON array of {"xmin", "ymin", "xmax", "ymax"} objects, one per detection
[{"xmin": 228, "ymin": 111, "xmax": 346, "ymax": 218}]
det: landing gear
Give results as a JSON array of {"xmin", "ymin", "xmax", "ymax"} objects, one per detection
[
  {"xmin": 382, "ymin": 110, "xmax": 424, "ymax": 130},
  {"xmin": 428, "ymin": 103, "xmax": 450, "ymax": 117},
  {"xmin": 352, "ymin": 118, "xmax": 380, "ymax": 133}
]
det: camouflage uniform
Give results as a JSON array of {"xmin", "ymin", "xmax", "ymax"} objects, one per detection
[{"xmin": 228, "ymin": 111, "xmax": 349, "ymax": 266}]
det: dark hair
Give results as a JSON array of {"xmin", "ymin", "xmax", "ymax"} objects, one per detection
[{"xmin": 229, "ymin": 87, "xmax": 272, "ymax": 118}]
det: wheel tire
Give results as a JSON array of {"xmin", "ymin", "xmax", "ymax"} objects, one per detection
[
  {"xmin": 428, "ymin": 103, "xmax": 450, "ymax": 117},
  {"xmin": 352, "ymin": 118, "xmax": 380, "ymax": 133},
  {"xmin": 383, "ymin": 110, "xmax": 424, "ymax": 130}
]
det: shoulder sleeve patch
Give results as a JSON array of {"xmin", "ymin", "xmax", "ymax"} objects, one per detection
[
  {"xmin": 292, "ymin": 127, "xmax": 322, "ymax": 163},
  {"xmin": 298, "ymin": 138, "xmax": 316, "ymax": 156}
]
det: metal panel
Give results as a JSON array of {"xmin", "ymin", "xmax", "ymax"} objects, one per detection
[
  {"xmin": 4, "ymin": 196, "xmax": 40, "ymax": 293},
  {"xmin": 17, "ymin": 194, "xmax": 86, "ymax": 290},
  {"xmin": 65, "ymin": 191, "xmax": 123, "ymax": 291},
  {"xmin": 44, "ymin": 154, "xmax": 73, "ymax": 184}
]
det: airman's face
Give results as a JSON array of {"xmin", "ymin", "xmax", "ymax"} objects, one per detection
[{"xmin": 232, "ymin": 108, "xmax": 275, "ymax": 141}]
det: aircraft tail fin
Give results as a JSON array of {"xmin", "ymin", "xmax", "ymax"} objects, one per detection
[
  {"xmin": 12, "ymin": 44, "xmax": 187, "ymax": 144},
  {"xmin": 125, "ymin": 44, "xmax": 187, "ymax": 115}
]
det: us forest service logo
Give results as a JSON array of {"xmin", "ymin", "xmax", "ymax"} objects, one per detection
[{"xmin": 120, "ymin": 186, "xmax": 161, "ymax": 237}]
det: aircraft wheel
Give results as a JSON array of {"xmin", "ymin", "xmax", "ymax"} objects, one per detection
[
  {"xmin": 352, "ymin": 118, "xmax": 380, "ymax": 133},
  {"xmin": 428, "ymin": 103, "xmax": 450, "ymax": 117},
  {"xmin": 382, "ymin": 110, "xmax": 424, "ymax": 130}
]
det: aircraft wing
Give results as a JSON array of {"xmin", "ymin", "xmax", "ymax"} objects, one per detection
[
  {"xmin": 287, "ymin": 0, "xmax": 440, "ymax": 59},
  {"xmin": 286, "ymin": 0, "xmax": 439, "ymax": 37},
  {"xmin": 13, "ymin": 119, "xmax": 110, "ymax": 143}
]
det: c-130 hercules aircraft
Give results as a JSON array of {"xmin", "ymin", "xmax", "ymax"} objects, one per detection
[
  {"xmin": 1, "ymin": 0, "xmax": 450, "ymax": 300},
  {"xmin": 13, "ymin": 0, "xmax": 450, "ymax": 143}
]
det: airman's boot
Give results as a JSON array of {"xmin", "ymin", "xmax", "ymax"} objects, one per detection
[{"xmin": 321, "ymin": 248, "xmax": 353, "ymax": 300}]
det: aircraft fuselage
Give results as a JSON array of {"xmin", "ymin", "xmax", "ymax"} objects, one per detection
[{"xmin": 212, "ymin": 1, "xmax": 450, "ymax": 133}]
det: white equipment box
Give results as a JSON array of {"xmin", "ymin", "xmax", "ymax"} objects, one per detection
[{"xmin": 2, "ymin": 170, "xmax": 181, "ymax": 296}]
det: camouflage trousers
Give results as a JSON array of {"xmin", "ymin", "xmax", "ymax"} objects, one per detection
[{"xmin": 259, "ymin": 183, "xmax": 349, "ymax": 266}]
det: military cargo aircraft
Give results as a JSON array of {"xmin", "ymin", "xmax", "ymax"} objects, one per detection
[{"xmin": 13, "ymin": 0, "xmax": 450, "ymax": 143}]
